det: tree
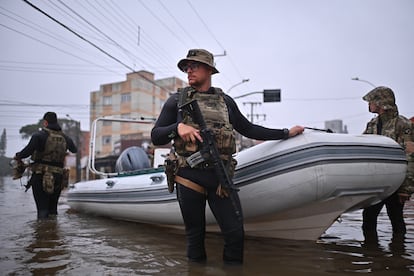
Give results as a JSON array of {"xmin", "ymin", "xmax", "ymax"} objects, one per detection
[
  {"xmin": 0, "ymin": 128, "xmax": 6, "ymax": 157},
  {"xmin": 19, "ymin": 120, "xmax": 43, "ymax": 139},
  {"xmin": 0, "ymin": 155, "xmax": 12, "ymax": 176},
  {"xmin": 19, "ymin": 118, "xmax": 77, "ymax": 140}
]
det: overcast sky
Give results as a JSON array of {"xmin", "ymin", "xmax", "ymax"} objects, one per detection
[{"xmin": 1, "ymin": 0, "xmax": 413, "ymax": 157}]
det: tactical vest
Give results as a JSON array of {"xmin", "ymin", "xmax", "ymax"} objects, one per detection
[
  {"xmin": 364, "ymin": 111, "xmax": 413, "ymax": 162},
  {"xmin": 174, "ymin": 87, "xmax": 236, "ymax": 161},
  {"xmin": 32, "ymin": 128, "xmax": 67, "ymax": 167}
]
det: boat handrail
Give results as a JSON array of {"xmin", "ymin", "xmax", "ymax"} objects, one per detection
[
  {"xmin": 116, "ymin": 167, "xmax": 165, "ymax": 177},
  {"xmin": 88, "ymin": 116, "xmax": 155, "ymax": 178}
]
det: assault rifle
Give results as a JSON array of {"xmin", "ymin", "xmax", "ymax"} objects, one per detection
[{"xmin": 179, "ymin": 99, "xmax": 242, "ymax": 221}]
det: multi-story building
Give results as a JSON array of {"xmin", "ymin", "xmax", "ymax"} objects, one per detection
[
  {"xmin": 324, "ymin": 119, "xmax": 348, "ymax": 134},
  {"xmin": 90, "ymin": 71, "xmax": 186, "ymax": 159}
]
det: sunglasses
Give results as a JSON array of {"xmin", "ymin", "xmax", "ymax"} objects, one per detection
[{"xmin": 182, "ymin": 62, "xmax": 201, "ymax": 72}]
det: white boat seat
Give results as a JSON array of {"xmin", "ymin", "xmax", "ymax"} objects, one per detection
[{"xmin": 115, "ymin": 146, "xmax": 150, "ymax": 173}]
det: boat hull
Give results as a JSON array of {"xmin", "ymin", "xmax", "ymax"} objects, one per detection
[{"xmin": 67, "ymin": 132, "xmax": 407, "ymax": 240}]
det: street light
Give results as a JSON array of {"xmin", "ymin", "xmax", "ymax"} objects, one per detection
[
  {"xmin": 351, "ymin": 77, "xmax": 376, "ymax": 88},
  {"xmin": 66, "ymin": 114, "xmax": 81, "ymax": 183},
  {"xmin": 227, "ymin": 79, "xmax": 250, "ymax": 94},
  {"xmin": 233, "ymin": 89, "xmax": 281, "ymax": 102}
]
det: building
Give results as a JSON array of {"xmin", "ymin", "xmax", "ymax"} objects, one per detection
[
  {"xmin": 66, "ymin": 130, "xmax": 90, "ymax": 183},
  {"xmin": 324, "ymin": 119, "xmax": 348, "ymax": 134},
  {"xmin": 90, "ymin": 71, "xmax": 186, "ymax": 163}
]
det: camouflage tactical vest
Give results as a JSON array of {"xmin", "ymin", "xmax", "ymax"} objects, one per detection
[
  {"xmin": 174, "ymin": 87, "xmax": 236, "ymax": 161},
  {"xmin": 364, "ymin": 110, "xmax": 413, "ymax": 152},
  {"xmin": 364, "ymin": 110, "xmax": 414, "ymax": 195},
  {"xmin": 32, "ymin": 128, "xmax": 67, "ymax": 166}
]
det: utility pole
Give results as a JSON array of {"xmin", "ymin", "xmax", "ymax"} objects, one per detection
[
  {"xmin": 235, "ymin": 89, "xmax": 280, "ymax": 150},
  {"xmin": 66, "ymin": 114, "xmax": 81, "ymax": 182},
  {"xmin": 243, "ymin": 102, "xmax": 266, "ymax": 123}
]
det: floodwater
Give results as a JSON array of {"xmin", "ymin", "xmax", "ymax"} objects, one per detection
[{"xmin": 1, "ymin": 176, "xmax": 413, "ymax": 275}]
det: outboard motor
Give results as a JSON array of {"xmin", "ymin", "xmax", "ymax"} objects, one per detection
[{"xmin": 115, "ymin": 146, "xmax": 150, "ymax": 173}]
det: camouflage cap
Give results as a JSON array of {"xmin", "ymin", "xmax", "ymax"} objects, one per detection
[
  {"xmin": 177, "ymin": 49, "xmax": 219, "ymax": 74},
  {"xmin": 362, "ymin": 86, "xmax": 396, "ymax": 110}
]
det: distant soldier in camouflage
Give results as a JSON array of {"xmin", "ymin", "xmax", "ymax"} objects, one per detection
[
  {"xmin": 362, "ymin": 86, "xmax": 414, "ymax": 237},
  {"xmin": 14, "ymin": 112, "xmax": 77, "ymax": 219}
]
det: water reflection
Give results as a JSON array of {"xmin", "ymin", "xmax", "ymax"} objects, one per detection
[
  {"xmin": 25, "ymin": 219, "xmax": 70, "ymax": 275},
  {"xmin": 1, "ymin": 176, "xmax": 414, "ymax": 275},
  {"xmin": 360, "ymin": 233, "xmax": 413, "ymax": 274},
  {"xmin": 318, "ymin": 232, "xmax": 414, "ymax": 274}
]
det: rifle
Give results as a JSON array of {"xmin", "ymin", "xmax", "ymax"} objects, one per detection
[{"xmin": 179, "ymin": 99, "xmax": 242, "ymax": 221}]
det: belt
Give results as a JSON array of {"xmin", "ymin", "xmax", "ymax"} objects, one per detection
[
  {"xmin": 31, "ymin": 163, "xmax": 64, "ymax": 174},
  {"xmin": 175, "ymin": 175, "xmax": 206, "ymax": 194}
]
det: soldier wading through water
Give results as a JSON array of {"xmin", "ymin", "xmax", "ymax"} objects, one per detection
[
  {"xmin": 14, "ymin": 112, "xmax": 77, "ymax": 219},
  {"xmin": 151, "ymin": 49, "xmax": 304, "ymax": 264},
  {"xmin": 361, "ymin": 87, "xmax": 414, "ymax": 240}
]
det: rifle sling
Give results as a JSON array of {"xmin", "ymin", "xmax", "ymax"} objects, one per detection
[{"xmin": 175, "ymin": 175, "xmax": 206, "ymax": 194}]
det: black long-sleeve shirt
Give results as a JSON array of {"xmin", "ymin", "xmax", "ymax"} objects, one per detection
[
  {"xmin": 15, "ymin": 124, "xmax": 77, "ymax": 160},
  {"xmin": 151, "ymin": 90, "xmax": 288, "ymax": 146}
]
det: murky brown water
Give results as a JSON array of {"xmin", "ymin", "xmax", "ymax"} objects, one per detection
[{"xmin": 1, "ymin": 176, "xmax": 413, "ymax": 275}]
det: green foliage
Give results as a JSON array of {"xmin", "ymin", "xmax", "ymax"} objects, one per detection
[
  {"xmin": 0, "ymin": 155, "xmax": 12, "ymax": 176},
  {"xmin": 19, "ymin": 119, "xmax": 43, "ymax": 139},
  {"xmin": 19, "ymin": 118, "xmax": 79, "ymax": 140},
  {"xmin": 0, "ymin": 129, "xmax": 6, "ymax": 157}
]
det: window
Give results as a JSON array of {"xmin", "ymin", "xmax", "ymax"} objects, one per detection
[
  {"xmin": 121, "ymin": 93, "xmax": 131, "ymax": 103},
  {"xmin": 112, "ymin": 83, "xmax": 121, "ymax": 92},
  {"xmin": 103, "ymin": 96, "xmax": 112, "ymax": 106},
  {"xmin": 102, "ymin": 136, "xmax": 111, "ymax": 145}
]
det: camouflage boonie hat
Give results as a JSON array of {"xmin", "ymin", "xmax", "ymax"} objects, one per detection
[
  {"xmin": 363, "ymin": 86, "xmax": 396, "ymax": 110},
  {"xmin": 177, "ymin": 49, "xmax": 219, "ymax": 74}
]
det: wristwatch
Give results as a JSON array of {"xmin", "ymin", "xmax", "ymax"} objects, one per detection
[{"xmin": 283, "ymin": 128, "xmax": 289, "ymax": 139}]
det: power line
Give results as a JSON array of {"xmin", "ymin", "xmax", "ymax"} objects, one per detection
[
  {"xmin": 0, "ymin": 6, "xmax": 115, "ymax": 71},
  {"xmin": 57, "ymin": 0, "xmax": 136, "ymax": 60},
  {"xmin": 182, "ymin": 1, "xmax": 246, "ymax": 87},
  {"xmin": 185, "ymin": 0, "xmax": 226, "ymax": 51},
  {"xmin": 86, "ymin": 0, "xmax": 168, "ymax": 71},
  {"xmin": 0, "ymin": 22, "xmax": 122, "ymax": 76},
  {"xmin": 22, "ymin": 0, "xmax": 135, "ymax": 72},
  {"xmin": 77, "ymin": 0, "xmax": 147, "ymax": 68},
  {"xmin": 106, "ymin": 0, "xmax": 177, "ymax": 69},
  {"xmin": 15, "ymin": 0, "xmax": 175, "ymax": 94},
  {"xmin": 136, "ymin": 0, "xmax": 190, "ymax": 48},
  {"xmin": 157, "ymin": 0, "xmax": 199, "ymax": 46}
]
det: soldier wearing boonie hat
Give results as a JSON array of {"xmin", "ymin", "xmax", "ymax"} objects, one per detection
[
  {"xmin": 361, "ymin": 86, "xmax": 414, "ymax": 239},
  {"xmin": 177, "ymin": 49, "xmax": 219, "ymax": 74},
  {"xmin": 151, "ymin": 48, "xmax": 304, "ymax": 265}
]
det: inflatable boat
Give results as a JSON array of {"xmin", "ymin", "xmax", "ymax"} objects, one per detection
[{"xmin": 66, "ymin": 118, "xmax": 407, "ymax": 240}]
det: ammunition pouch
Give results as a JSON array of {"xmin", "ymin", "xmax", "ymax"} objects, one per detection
[
  {"xmin": 227, "ymin": 157, "xmax": 238, "ymax": 178},
  {"xmin": 43, "ymin": 170, "xmax": 55, "ymax": 194},
  {"xmin": 32, "ymin": 163, "xmax": 64, "ymax": 194},
  {"xmin": 164, "ymin": 152, "xmax": 179, "ymax": 193}
]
